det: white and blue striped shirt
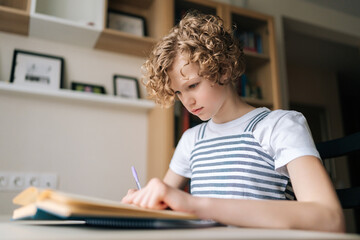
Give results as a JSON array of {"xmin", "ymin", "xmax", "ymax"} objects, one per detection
[{"xmin": 170, "ymin": 108, "xmax": 320, "ymax": 200}]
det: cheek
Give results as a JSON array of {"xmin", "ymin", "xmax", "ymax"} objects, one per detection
[
  {"xmin": 208, "ymin": 85, "xmax": 226, "ymax": 102},
  {"xmin": 207, "ymin": 88, "xmax": 228, "ymax": 115}
]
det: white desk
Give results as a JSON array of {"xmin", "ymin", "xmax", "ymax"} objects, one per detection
[{"xmin": 1, "ymin": 216, "xmax": 359, "ymax": 240}]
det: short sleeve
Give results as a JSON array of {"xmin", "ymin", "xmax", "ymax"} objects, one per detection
[
  {"xmin": 269, "ymin": 111, "xmax": 320, "ymax": 177},
  {"xmin": 169, "ymin": 127, "xmax": 197, "ymax": 178}
]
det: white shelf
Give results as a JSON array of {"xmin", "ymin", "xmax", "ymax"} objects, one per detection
[
  {"xmin": 29, "ymin": 0, "xmax": 104, "ymax": 47},
  {"xmin": 0, "ymin": 82, "xmax": 155, "ymax": 112}
]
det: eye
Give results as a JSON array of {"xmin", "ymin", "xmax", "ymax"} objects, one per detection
[
  {"xmin": 174, "ymin": 90, "xmax": 181, "ymax": 95},
  {"xmin": 189, "ymin": 83, "xmax": 199, "ymax": 89}
]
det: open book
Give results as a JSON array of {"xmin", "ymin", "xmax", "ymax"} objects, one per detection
[{"xmin": 12, "ymin": 187, "xmax": 218, "ymax": 229}]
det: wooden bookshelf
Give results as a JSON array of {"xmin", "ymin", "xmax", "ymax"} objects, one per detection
[
  {"xmin": 95, "ymin": 28, "xmax": 157, "ymax": 57},
  {"xmin": 0, "ymin": 0, "xmax": 282, "ymax": 181},
  {"xmin": 95, "ymin": 0, "xmax": 172, "ymax": 57},
  {"xmin": 229, "ymin": 5, "xmax": 281, "ymax": 109},
  {"xmin": 0, "ymin": 0, "xmax": 30, "ymax": 35}
]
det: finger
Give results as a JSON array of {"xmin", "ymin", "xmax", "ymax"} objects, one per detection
[
  {"xmin": 121, "ymin": 189, "xmax": 138, "ymax": 203},
  {"xmin": 139, "ymin": 191, "xmax": 151, "ymax": 208},
  {"xmin": 146, "ymin": 189, "xmax": 165, "ymax": 209},
  {"xmin": 146, "ymin": 184, "xmax": 168, "ymax": 210},
  {"xmin": 148, "ymin": 194, "xmax": 168, "ymax": 210},
  {"xmin": 127, "ymin": 189, "xmax": 137, "ymax": 195},
  {"xmin": 133, "ymin": 188, "xmax": 150, "ymax": 207},
  {"xmin": 121, "ymin": 195, "xmax": 132, "ymax": 203}
]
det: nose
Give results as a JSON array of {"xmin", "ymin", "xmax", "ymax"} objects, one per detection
[{"xmin": 181, "ymin": 92, "xmax": 196, "ymax": 108}]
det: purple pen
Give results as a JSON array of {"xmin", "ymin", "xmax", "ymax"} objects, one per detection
[{"xmin": 131, "ymin": 166, "xmax": 142, "ymax": 190}]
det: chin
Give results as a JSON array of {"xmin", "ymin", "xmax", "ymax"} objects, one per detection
[{"xmin": 198, "ymin": 115, "xmax": 211, "ymax": 121}]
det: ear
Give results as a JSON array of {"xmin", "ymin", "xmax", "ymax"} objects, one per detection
[{"xmin": 218, "ymin": 71, "xmax": 230, "ymax": 85}]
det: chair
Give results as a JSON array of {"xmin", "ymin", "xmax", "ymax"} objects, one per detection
[{"xmin": 316, "ymin": 131, "xmax": 360, "ymax": 209}]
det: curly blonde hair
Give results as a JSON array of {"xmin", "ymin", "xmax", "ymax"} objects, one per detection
[{"xmin": 142, "ymin": 11, "xmax": 245, "ymax": 107}]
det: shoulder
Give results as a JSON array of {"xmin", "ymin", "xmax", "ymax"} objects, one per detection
[
  {"xmin": 255, "ymin": 109, "xmax": 307, "ymax": 133},
  {"xmin": 178, "ymin": 122, "xmax": 208, "ymax": 147},
  {"xmin": 170, "ymin": 122, "xmax": 207, "ymax": 178},
  {"xmin": 266, "ymin": 109, "xmax": 305, "ymax": 125},
  {"xmin": 255, "ymin": 109, "xmax": 311, "ymax": 142},
  {"xmin": 254, "ymin": 109, "xmax": 319, "ymax": 175}
]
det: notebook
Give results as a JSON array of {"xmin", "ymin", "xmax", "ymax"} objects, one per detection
[{"xmin": 11, "ymin": 187, "xmax": 219, "ymax": 229}]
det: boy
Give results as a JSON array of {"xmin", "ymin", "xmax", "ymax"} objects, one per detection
[{"xmin": 122, "ymin": 12, "xmax": 344, "ymax": 232}]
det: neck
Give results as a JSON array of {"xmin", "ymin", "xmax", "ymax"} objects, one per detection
[{"xmin": 212, "ymin": 88, "xmax": 255, "ymax": 124}]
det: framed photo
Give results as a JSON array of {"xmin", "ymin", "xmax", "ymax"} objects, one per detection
[
  {"xmin": 10, "ymin": 49, "xmax": 64, "ymax": 90},
  {"xmin": 113, "ymin": 75, "xmax": 140, "ymax": 99},
  {"xmin": 71, "ymin": 82, "xmax": 106, "ymax": 94},
  {"xmin": 107, "ymin": 10, "xmax": 147, "ymax": 37}
]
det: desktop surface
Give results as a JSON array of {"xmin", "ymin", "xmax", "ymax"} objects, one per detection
[{"xmin": 1, "ymin": 215, "xmax": 359, "ymax": 240}]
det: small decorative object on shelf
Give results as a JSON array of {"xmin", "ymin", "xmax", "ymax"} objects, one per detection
[
  {"xmin": 107, "ymin": 10, "xmax": 147, "ymax": 37},
  {"xmin": 113, "ymin": 75, "xmax": 140, "ymax": 99},
  {"xmin": 71, "ymin": 82, "xmax": 106, "ymax": 94},
  {"xmin": 10, "ymin": 49, "xmax": 64, "ymax": 90}
]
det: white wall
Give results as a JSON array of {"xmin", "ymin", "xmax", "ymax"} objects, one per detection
[{"xmin": 0, "ymin": 32, "xmax": 149, "ymax": 214}]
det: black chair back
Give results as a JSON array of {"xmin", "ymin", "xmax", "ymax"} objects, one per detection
[{"xmin": 316, "ymin": 132, "xmax": 360, "ymax": 209}]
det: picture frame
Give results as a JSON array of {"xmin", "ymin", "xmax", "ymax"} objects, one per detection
[
  {"xmin": 71, "ymin": 82, "xmax": 106, "ymax": 94},
  {"xmin": 113, "ymin": 75, "xmax": 140, "ymax": 99},
  {"xmin": 107, "ymin": 10, "xmax": 147, "ymax": 37},
  {"xmin": 10, "ymin": 49, "xmax": 64, "ymax": 90}
]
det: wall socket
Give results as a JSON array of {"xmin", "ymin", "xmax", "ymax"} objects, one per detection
[{"xmin": 0, "ymin": 172, "xmax": 58, "ymax": 191}]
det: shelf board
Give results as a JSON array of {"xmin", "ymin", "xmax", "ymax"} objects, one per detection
[
  {"xmin": 244, "ymin": 50, "xmax": 269, "ymax": 59},
  {"xmin": 0, "ymin": 82, "xmax": 155, "ymax": 112},
  {"xmin": 244, "ymin": 50, "xmax": 270, "ymax": 69},
  {"xmin": 29, "ymin": 13, "xmax": 102, "ymax": 47},
  {"xmin": 28, "ymin": 0, "xmax": 104, "ymax": 47},
  {"xmin": 0, "ymin": 6, "xmax": 29, "ymax": 35},
  {"xmin": 109, "ymin": 0, "xmax": 153, "ymax": 10},
  {"xmin": 95, "ymin": 29, "xmax": 157, "ymax": 57}
]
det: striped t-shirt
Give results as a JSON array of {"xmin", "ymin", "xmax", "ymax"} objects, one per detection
[{"xmin": 170, "ymin": 107, "xmax": 320, "ymax": 200}]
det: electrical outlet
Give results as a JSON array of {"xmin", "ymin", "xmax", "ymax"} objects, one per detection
[
  {"xmin": 0, "ymin": 172, "xmax": 9, "ymax": 190},
  {"xmin": 0, "ymin": 172, "xmax": 59, "ymax": 191},
  {"xmin": 9, "ymin": 173, "xmax": 25, "ymax": 190},
  {"xmin": 24, "ymin": 173, "xmax": 40, "ymax": 187},
  {"xmin": 40, "ymin": 173, "xmax": 58, "ymax": 189}
]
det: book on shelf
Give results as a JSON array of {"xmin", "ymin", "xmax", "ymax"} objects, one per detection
[
  {"xmin": 234, "ymin": 30, "xmax": 263, "ymax": 54},
  {"xmin": 237, "ymin": 74, "xmax": 263, "ymax": 100},
  {"xmin": 181, "ymin": 105, "xmax": 190, "ymax": 133},
  {"xmin": 11, "ymin": 187, "xmax": 219, "ymax": 229}
]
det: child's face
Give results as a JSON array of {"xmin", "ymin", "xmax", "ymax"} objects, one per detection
[{"xmin": 168, "ymin": 55, "xmax": 229, "ymax": 122}]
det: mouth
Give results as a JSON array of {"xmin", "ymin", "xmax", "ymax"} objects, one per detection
[{"xmin": 191, "ymin": 107, "xmax": 203, "ymax": 115}]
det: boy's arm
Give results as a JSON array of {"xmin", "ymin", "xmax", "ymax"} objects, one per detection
[
  {"xmin": 190, "ymin": 155, "xmax": 345, "ymax": 232},
  {"xmin": 163, "ymin": 169, "xmax": 189, "ymax": 190},
  {"xmin": 123, "ymin": 156, "xmax": 345, "ymax": 232}
]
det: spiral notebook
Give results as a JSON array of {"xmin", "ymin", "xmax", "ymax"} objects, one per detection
[{"xmin": 11, "ymin": 187, "xmax": 219, "ymax": 229}]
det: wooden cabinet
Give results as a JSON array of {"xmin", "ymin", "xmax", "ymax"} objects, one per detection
[
  {"xmin": 0, "ymin": 0, "xmax": 30, "ymax": 35},
  {"xmin": 95, "ymin": 0, "xmax": 173, "ymax": 57},
  {"xmin": 227, "ymin": 6, "xmax": 281, "ymax": 109},
  {"xmin": 0, "ymin": 0, "xmax": 281, "ymax": 180}
]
